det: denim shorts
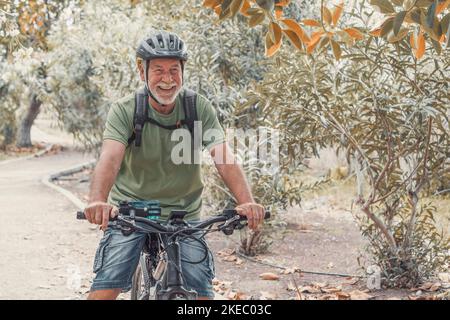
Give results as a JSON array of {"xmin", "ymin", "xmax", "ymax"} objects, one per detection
[{"xmin": 90, "ymin": 221, "xmax": 216, "ymax": 298}]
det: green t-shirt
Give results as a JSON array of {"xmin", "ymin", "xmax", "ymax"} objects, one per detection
[{"xmin": 103, "ymin": 88, "xmax": 226, "ymax": 221}]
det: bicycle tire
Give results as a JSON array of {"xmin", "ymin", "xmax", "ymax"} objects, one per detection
[{"xmin": 131, "ymin": 254, "xmax": 157, "ymax": 300}]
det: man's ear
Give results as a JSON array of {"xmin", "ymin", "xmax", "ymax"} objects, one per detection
[{"xmin": 138, "ymin": 63, "xmax": 145, "ymax": 81}]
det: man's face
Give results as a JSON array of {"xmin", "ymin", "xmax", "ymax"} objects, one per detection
[{"xmin": 140, "ymin": 58, "xmax": 183, "ymax": 105}]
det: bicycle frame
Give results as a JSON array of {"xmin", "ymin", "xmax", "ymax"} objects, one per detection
[
  {"xmin": 133, "ymin": 222, "xmax": 200, "ymax": 300},
  {"xmin": 77, "ymin": 208, "xmax": 270, "ymax": 300}
]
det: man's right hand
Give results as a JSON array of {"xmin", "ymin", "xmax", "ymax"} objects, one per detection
[{"xmin": 84, "ymin": 201, "xmax": 118, "ymax": 231}]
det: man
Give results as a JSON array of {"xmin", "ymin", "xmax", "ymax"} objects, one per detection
[{"xmin": 84, "ymin": 30, "xmax": 265, "ymax": 300}]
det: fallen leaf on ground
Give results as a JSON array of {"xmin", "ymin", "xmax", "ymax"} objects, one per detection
[
  {"xmin": 212, "ymin": 279, "xmax": 232, "ymax": 293},
  {"xmin": 418, "ymin": 282, "xmax": 442, "ymax": 292},
  {"xmin": 336, "ymin": 291, "xmax": 351, "ymax": 300},
  {"xmin": 320, "ymin": 294, "xmax": 338, "ymax": 300},
  {"xmin": 429, "ymin": 283, "xmax": 441, "ymax": 292},
  {"xmin": 235, "ymin": 292, "xmax": 248, "ymax": 300},
  {"xmin": 311, "ymin": 282, "xmax": 328, "ymax": 288},
  {"xmin": 259, "ymin": 272, "xmax": 280, "ymax": 281},
  {"xmin": 287, "ymin": 282, "xmax": 297, "ymax": 291},
  {"xmin": 349, "ymin": 290, "xmax": 373, "ymax": 300},
  {"xmin": 298, "ymin": 286, "xmax": 322, "ymax": 294},
  {"xmin": 343, "ymin": 277, "xmax": 360, "ymax": 285},
  {"xmin": 222, "ymin": 255, "xmax": 237, "ymax": 262},
  {"xmin": 235, "ymin": 258, "xmax": 244, "ymax": 265},
  {"xmin": 260, "ymin": 291, "xmax": 278, "ymax": 300},
  {"xmin": 217, "ymin": 248, "xmax": 235, "ymax": 256},
  {"xmin": 409, "ymin": 295, "xmax": 438, "ymax": 300},
  {"xmin": 418, "ymin": 282, "xmax": 433, "ymax": 290},
  {"xmin": 281, "ymin": 266, "xmax": 301, "ymax": 274},
  {"xmin": 321, "ymin": 286, "xmax": 342, "ymax": 293},
  {"xmin": 227, "ymin": 291, "xmax": 237, "ymax": 300}
]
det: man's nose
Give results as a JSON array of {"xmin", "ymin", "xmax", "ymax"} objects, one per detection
[{"xmin": 161, "ymin": 72, "xmax": 174, "ymax": 82}]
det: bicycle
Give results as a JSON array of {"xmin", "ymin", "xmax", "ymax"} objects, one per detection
[{"xmin": 77, "ymin": 201, "xmax": 270, "ymax": 300}]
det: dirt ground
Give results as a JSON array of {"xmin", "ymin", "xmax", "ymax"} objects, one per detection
[
  {"xmin": 56, "ymin": 167, "xmax": 450, "ymax": 300},
  {"xmin": 1, "ymin": 113, "xmax": 449, "ymax": 300}
]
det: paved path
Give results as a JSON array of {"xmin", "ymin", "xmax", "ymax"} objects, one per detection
[{"xmin": 0, "ymin": 125, "xmax": 100, "ymax": 299}]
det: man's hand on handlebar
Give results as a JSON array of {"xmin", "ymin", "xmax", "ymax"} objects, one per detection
[
  {"xmin": 84, "ymin": 201, "xmax": 118, "ymax": 231},
  {"xmin": 235, "ymin": 202, "xmax": 265, "ymax": 230}
]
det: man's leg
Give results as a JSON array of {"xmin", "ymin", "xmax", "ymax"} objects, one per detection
[
  {"xmin": 87, "ymin": 289, "xmax": 122, "ymax": 300},
  {"xmin": 89, "ymin": 226, "xmax": 147, "ymax": 300},
  {"xmin": 179, "ymin": 234, "xmax": 216, "ymax": 300}
]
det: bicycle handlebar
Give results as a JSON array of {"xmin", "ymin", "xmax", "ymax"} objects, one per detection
[{"xmin": 76, "ymin": 209, "xmax": 270, "ymax": 234}]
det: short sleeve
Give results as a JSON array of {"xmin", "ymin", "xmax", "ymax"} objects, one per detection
[
  {"xmin": 198, "ymin": 96, "xmax": 226, "ymax": 151},
  {"xmin": 102, "ymin": 102, "xmax": 134, "ymax": 146}
]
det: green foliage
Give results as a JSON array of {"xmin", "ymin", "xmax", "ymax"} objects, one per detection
[{"xmin": 235, "ymin": 5, "xmax": 450, "ymax": 283}]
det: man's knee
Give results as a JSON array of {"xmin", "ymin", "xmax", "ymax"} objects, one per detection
[{"xmin": 87, "ymin": 288, "xmax": 122, "ymax": 300}]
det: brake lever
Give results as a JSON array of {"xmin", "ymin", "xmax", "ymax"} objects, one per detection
[
  {"xmin": 115, "ymin": 215, "xmax": 137, "ymax": 236},
  {"xmin": 218, "ymin": 215, "xmax": 242, "ymax": 235}
]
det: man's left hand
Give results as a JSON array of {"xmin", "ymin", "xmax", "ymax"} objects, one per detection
[{"xmin": 235, "ymin": 202, "xmax": 265, "ymax": 230}]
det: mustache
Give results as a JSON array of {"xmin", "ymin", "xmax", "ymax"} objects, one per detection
[{"xmin": 157, "ymin": 83, "xmax": 177, "ymax": 89}]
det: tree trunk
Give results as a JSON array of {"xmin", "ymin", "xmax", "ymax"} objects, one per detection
[
  {"xmin": 16, "ymin": 94, "xmax": 41, "ymax": 148},
  {"xmin": 239, "ymin": 228, "xmax": 264, "ymax": 256}
]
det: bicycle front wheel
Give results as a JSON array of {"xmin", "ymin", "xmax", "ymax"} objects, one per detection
[{"xmin": 131, "ymin": 254, "xmax": 157, "ymax": 300}]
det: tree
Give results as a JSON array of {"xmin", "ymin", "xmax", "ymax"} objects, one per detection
[
  {"xmin": 0, "ymin": 0, "xmax": 81, "ymax": 148},
  {"xmin": 208, "ymin": 0, "xmax": 449, "ymax": 286}
]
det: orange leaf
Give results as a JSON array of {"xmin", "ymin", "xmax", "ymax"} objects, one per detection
[
  {"xmin": 416, "ymin": 31, "xmax": 425, "ymax": 59},
  {"xmin": 307, "ymin": 31, "xmax": 324, "ymax": 54},
  {"xmin": 269, "ymin": 21, "xmax": 282, "ymax": 44},
  {"xmin": 302, "ymin": 19, "xmax": 321, "ymax": 27},
  {"xmin": 322, "ymin": 6, "xmax": 332, "ymax": 25},
  {"xmin": 203, "ymin": 0, "xmax": 220, "ymax": 9},
  {"xmin": 330, "ymin": 39, "xmax": 342, "ymax": 60},
  {"xmin": 344, "ymin": 27, "xmax": 364, "ymax": 40},
  {"xmin": 439, "ymin": 34, "xmax": 446, "ymax": 43},
  {"xmin": 436, "ymin": 0, "xmax": 450, "ymax": 15},
  {"xmin": 369, "ymin": 27, "xmax": 382, "ymax": 37},
  {"xmin": 259, "ymin": 272, "xmax": 280, "ymax": 280},
  {"xmin": 410, "ymin": 32, "xmax": 416, "ymax": 49},
  {"xmin": 281, "ymin": 19, "xmax": 310, "ymax": 43},
  {"xmin": 240, "ymin": 0, "xmax": 251, "ymax": 16},
  {"xmin": 275, "ymin": 6, "xmax": 283, "ymax": 19},
  {"xmin": 332, "ymin": 2, "xmax": 344, "ymax": 26},
  {"xmin": 214, "ymin": 5, "xmax": 222, "ymax": 15},
  {"xmin": 283, "ymin": 29, "xmax": 303, "ymax": 50},
  {"xmin": 275, "ymin": 0, "xmax": 290, "ymax": 7},
  {"xmin": 265, "ymin": 30, "xmax": 282, "ymax": 57}
]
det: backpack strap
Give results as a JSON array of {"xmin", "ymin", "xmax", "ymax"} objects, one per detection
[
  {"xmin": 128, "ymin": 88, "xmax": 199, "ymax": 149},
  {"xmin": 182, "ymin": 88, "xmax": 198, "ymax": 137},
  {"xmin": 183, "ymin": 89, "xmax": 199, "ymax": 158},
  {"xmin": 128, "ymin": 88, "xmax": 148, "ymax": 147}
]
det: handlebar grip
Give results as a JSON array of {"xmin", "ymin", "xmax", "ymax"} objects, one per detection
[
  {"xmin": 77, "ymin": 211, "xmax": 86, "ymax": 220},
  {"xmin": 238, "ymin": 211, "xmax": 271, "ymax": 220}
]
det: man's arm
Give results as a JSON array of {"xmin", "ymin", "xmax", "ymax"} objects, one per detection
[
  {"xmin": 210, "ymin": 142, "xmax": 265, "ymax": 230},
  {"xmin": 85, "ymin": 139, "xmax": 126, "ymax": 230}
]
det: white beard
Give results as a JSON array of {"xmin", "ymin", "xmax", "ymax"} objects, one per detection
[{"xmin": 153, "ymin": 85, "xmax": 183, "ymax": 105}]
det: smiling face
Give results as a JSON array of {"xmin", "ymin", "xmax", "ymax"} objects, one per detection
[{"xmin": 139, "ymin": 58, "xmax": 183, "ymax": 107}]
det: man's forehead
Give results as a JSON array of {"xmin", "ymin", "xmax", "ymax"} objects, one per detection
[{"xmin": 149, "ymin": 59, "xmax": 181, "ymax": 68}]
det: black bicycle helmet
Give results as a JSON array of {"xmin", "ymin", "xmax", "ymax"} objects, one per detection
[
  {"xmin": 136, "ymin": 30, "xmax": 188, "ymax": 61},
  {"xmin": 136, "ymin": 30, "xmax": 188, "ymax": 106}
]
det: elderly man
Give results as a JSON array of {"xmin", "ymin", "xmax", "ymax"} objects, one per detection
[{"xmin": 84, "ymin": 30, "xmax": 265, "ymax": 300}]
